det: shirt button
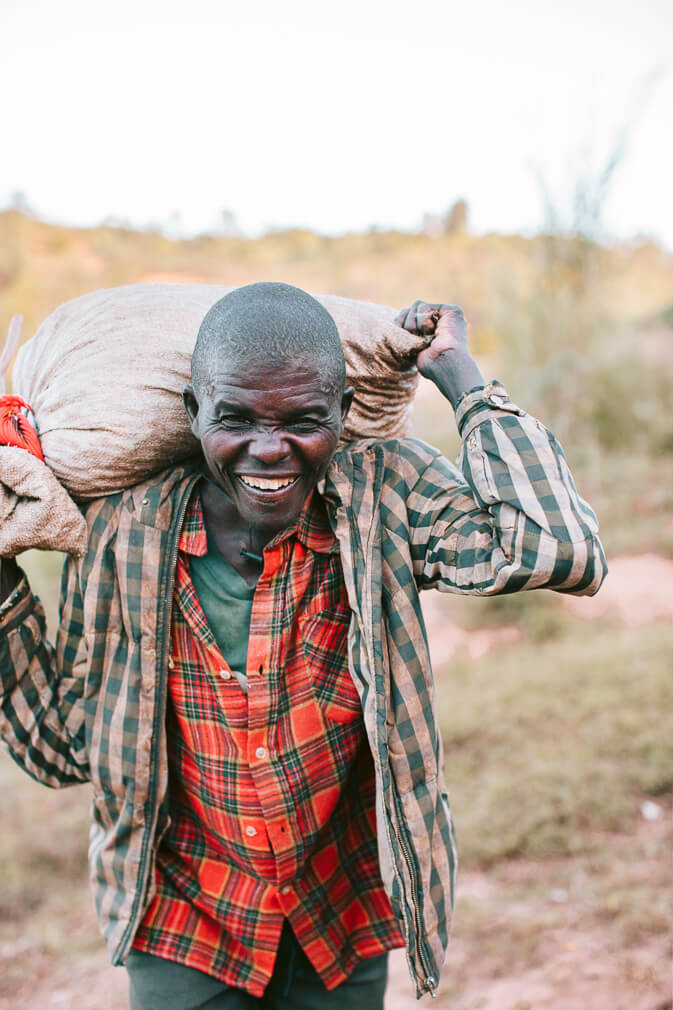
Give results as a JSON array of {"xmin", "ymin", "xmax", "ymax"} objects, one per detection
[
  {"xmin": 220, "ymin": 669, "xmax": 232, "ymax": 680},
  {"xmin": 245, "ymin": 825, "xmax": 257, "ymax": 837},
  {"xmin": 255, "ymin": 747, "xmax": 267, "ymax": 760},
  {"xmin": 281, "ymin": 885, "xmax": 291, "ymax": 895}
]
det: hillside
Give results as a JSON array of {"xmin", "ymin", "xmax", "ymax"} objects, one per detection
[{"xmin": 0, "ymin": 212, "xmax": 671, "ymax": 1009}]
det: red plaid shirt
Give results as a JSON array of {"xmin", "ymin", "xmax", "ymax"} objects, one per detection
[{"xmin": 132, "ymin": 486, "xmax": 403, "ymax": 995}]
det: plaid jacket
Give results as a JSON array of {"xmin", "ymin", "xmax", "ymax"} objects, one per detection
[{"xmin": 0, "ymin": 383, "xmax": 607, "ymax": 998}]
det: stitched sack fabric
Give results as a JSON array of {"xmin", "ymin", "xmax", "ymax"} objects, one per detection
[
  {"xmin": 0, "ymin": 446, "xmax": 88, "ymax": 557},
  {"xmin": 3, "ymin": 283, "xmax": 429, "ymax": 555}
]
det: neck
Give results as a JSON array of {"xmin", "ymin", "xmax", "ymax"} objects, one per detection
[
  {"xmin": 199, "ymin": 479, "xmax": 269, "ymax": 539},
  {"xmin": 199, "ymin": 477, "xmax": 279, "ymax": 583}
]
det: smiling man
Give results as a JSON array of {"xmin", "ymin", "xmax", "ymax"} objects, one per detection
[
  {"xmin": 0, "ymin": 282, "xmax": 606, "ymax": 1009},
  {"xmin": 183, "ymin": 283, "xmax": 354, "ymax": 576}
]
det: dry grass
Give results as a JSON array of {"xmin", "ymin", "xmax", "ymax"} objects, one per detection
[
  {"xmin": 436, "ymin": 618, "xmax": 671, "ymax": 868},
  {"xmin": 0, "ymin": 213, "xmax": 671, "ymax": 1007}
]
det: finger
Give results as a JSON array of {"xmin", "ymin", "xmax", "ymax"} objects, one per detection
[
  {"xmin": 434, "ymin": 305, "xmax": 465, "ymax": 330},
  {"xmin": 393, "ymin": 304, "xmax": 418, "ymax": 330},
  {"xmin": 396, "ymin": 298, "xmax": 422, "ymax": 331},
  {"xmin": 433, "ymin": 305, "xmax": 468, "ymax": 348},
  {"xmin": 394, "ymin": 304, "xmax": 421, "ymax": 330},
  {"xmin": 395, "ymin": 300, "xmax": 442, "ymax": 335},
  {"xmin": 414, "ymin": 301, "xmax": 441, "ymax": 337}
]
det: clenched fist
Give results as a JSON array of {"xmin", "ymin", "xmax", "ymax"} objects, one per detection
[{"xmin": 394, "ymin": 300, "xmax": 483, "ymax": 405}]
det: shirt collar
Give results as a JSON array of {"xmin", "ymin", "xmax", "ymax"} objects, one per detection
[
  {"xmin": 178, "ymin": 484, "xmax": 337, "ymax": 558},
  {"xmin": 178, "ymin": 490, "xmax": 208, "ymax": 557},
  {"xmin": 288, "ymin": 490, "xmax": 339, "ymax": 554}
]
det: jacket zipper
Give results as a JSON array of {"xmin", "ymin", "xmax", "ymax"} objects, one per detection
[
  {"xmin": 394, "ymin": 807, "xmax": 438, "ymax": 998},
  {"xmin": 335, "ymin": 456, "xmax": 434, "ymax": 1001},
  {"xmin": 355, "ymin": 449, "xmax": 438, "ymax": 1000},
  {"xmin": 118, "ymin": 476, "xmax": 197, "ymax": 958}
]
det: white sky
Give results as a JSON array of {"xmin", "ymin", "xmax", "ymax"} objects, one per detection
[{"xmin": 2, "ymin": 0, "xmax": 672, "ymax": 246}]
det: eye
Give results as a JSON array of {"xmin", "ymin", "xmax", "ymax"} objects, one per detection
[
  {"xmin": 218, "ymin": 416, "xmax": 252, "ymax": 430},
  {"xmin": 287, "ymin": 419, "xmax": 320, "ymax": 433}
]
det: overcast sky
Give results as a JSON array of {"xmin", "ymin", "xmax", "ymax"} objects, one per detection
[{"xmin": 2, "ymin": 0, "xmax": 672, "ymax": 246}]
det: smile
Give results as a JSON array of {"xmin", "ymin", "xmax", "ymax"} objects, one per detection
[{"xmin": 237, "ymin": 475, "xmax": 299, "ymax": 492}]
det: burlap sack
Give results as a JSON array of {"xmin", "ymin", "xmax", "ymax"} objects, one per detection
[
  {"xmin": 0, "ymin": 446, "xmax": 87, "ymax": 557},
  {"xmin": 12, "ymin": 283, "xmax": 429, "ymax": 500},
  {"xmin": 3, "ymin": 283, "xmax": 430, "ymax": 555}
]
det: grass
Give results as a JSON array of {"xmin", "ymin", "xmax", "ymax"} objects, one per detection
[
  {"xmin": 437, "ymin": 616, "xmax": 672, "ymax": 868},
  {"xmin": 1, "ymin": 214, "xmax": 671, "ymax": 1000},
  {"xmin": 0, "ymin": 755, "xmax": 90, "ymax": 920},
  {"xmin": 0, "ymin": 600, "xmax": 669, "ymax": 982},
  {"xmin": 5, "ymin": 393, "xmax": 670, "ymax": 966}
]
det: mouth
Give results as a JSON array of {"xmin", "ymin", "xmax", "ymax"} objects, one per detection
[{"xmin": 236, "ymin": 474, "xmax": 300, "ymax": 493}]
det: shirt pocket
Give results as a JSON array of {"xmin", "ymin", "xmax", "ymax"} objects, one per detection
[{"xmin": 299, "ymin": 607, "xmax": 362, "ymax": 725}]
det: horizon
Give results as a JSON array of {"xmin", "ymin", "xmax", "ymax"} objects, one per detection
[{"xmin": 3, "ymin": 202, "xmax": 671, "ymax": 255}]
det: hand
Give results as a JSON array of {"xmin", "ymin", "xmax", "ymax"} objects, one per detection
[
  {"xmin": 394, "ymin": 300, "xmax": 483, "ymax": 406},
  {"xmin": 394, "ymin": 301, "xmax": 469, "ymax": 378}
]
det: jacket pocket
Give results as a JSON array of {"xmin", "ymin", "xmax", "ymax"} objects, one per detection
[{"xmin": 299, "ymin": 609, "xmax": 362, "ymax": 724}]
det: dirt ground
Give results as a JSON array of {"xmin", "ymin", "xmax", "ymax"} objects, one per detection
[
  {"xmin": 2, "ymin": 555, "xmax": 671, "ymax": 1009},
  {"xmin": 4, "ymin": 823, "xmax": 669, "ymax": 1010},
  {"xmin": 385, "ymin": 824, "xmax": 672, "ymax": 1010}
]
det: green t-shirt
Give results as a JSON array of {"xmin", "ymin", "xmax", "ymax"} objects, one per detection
[{"xmin": 189, "ymin": 531, "xmax": 256, "ymax": 680}]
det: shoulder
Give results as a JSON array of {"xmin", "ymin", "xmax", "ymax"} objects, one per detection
[
  {"xmin": 330, "ymin": 436, "xmax": 457, "ymax": 488},
  {"xmin": 80, "ymin": 462, "xmax": 200, "ymax": 549}
]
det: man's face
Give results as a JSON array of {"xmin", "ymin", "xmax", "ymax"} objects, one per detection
[{"xmin": 184, "ymin": 359, "xmax": 352, "ymax": 537}]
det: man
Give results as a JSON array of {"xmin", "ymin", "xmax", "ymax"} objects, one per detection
[{"xmin": 0, "ymin": 282, "xmax": 606, "ymax": 1008}]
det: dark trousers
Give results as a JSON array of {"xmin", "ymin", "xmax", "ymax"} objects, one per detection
[{"xmin": 126, "ymin": 922, "xmax": 389, "ymax": 1010}]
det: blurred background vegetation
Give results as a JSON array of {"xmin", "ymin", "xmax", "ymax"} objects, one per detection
[{"xmin": 0, "ymin": 205, "xmax": 671, "ymax": 1007}]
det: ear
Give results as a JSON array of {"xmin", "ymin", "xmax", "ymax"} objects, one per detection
[
  {"xmin": 183, "ymin": 385, "xmax": 200, "ymax": 435},
  {"xmin": 340, "ymin": 386, "xmax": 354, "ymax": 426}
]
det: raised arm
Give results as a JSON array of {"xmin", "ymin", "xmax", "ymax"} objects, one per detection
[{"xmin": 395, "ymin": 300, "xmax": 608, "ymax": 596}]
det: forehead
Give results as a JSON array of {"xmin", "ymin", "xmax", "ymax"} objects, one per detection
[{"xmin": 199, "ymin": 360, "xmax": 337, "ymax": 412}]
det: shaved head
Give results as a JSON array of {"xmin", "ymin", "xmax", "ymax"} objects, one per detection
[{"xmin": 191, "ymin": 282, "xmax": 346, "ymax": 398}]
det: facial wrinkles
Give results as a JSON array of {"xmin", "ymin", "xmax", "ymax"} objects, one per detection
[
  {"xmin": 199, "ymin": 370, "xmax": 338, "ymax": 477},
  {"xmin": 202, "ymin": 355, "xmax": 341, "ymax": 401},
  {"xmin": 192, "ymin": 362, "xmax": 348, "ymax": 539},
  {"xmin": 203, "ymin": 371, "xmax": 340, "ymax": 429}
]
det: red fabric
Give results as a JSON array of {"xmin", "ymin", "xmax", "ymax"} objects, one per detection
[
  {"xmin": 0, "ymin": 395, "xmax": 44, "ymax": 461},
  {"xmin": 132, "ymin": 488, "xmax": 403, "ymax": 996}
]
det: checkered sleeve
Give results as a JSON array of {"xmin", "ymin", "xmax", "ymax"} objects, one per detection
[
  {"xmin": 406, "ymin": 382, "xmax": 607, "ymax": 596},
  {"xmin": 0, "ymin": 556, "xmax": 90, "ymax": 786}
]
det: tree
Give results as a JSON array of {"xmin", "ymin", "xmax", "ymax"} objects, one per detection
[{"xmin": 444, "ymin": 199, "xmax": 468, "ymax": 235}]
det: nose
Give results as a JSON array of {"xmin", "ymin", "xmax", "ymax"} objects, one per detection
[{"xmin": 247, "ymin": 426, "xmax": 290, "ymax": 465}]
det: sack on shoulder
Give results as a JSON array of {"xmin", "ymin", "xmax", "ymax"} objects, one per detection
[
  {"xmin": 12, "ymin": 283, "xmax": 428, "ymax": 501},
  {"xmin": 2, "ymin": 283, "xmax": 428, "ymax": 555}
]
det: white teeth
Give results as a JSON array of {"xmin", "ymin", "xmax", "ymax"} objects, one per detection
[{"xmin": 239, "ymin": 475, "xmax": 296, "ymax": 491}]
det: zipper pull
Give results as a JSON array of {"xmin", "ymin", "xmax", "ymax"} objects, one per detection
[{"xmin": 424, "ymin": 976, "xmax": 438, "ymax": 998}]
